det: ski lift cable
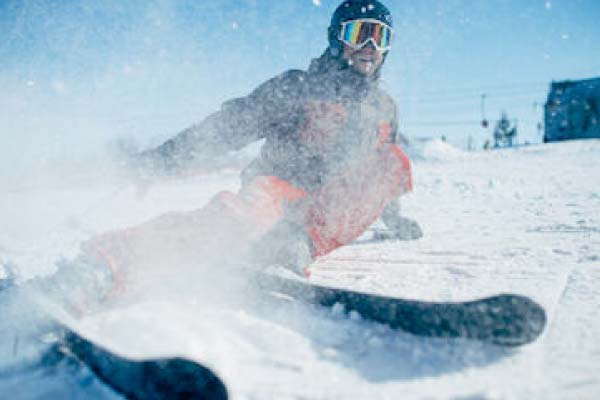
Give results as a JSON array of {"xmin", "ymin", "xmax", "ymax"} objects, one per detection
[
  {"xmin": 396, "ymin": 80, "xmax": 549, "ymax": 98},
  {"xmin": 401, "ymin": 102, "xmax": 547, "ymax": 114},
  {"xmin": 401, "ymin": 118, "xmax": 538, "ymax": 127},
  {"xmin": 399, "ymin": 89, "xmax": 548, "ymax": 104}
]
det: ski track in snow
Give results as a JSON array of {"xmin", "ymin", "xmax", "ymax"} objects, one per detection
[{"xmin": 1, "ymin": 140, "xmax": 599, "ymax": 399}]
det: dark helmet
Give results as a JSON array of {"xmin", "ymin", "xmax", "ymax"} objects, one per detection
[{"xmin": 328, "ymin": 0, "xmax": 393, "ymax": 56}]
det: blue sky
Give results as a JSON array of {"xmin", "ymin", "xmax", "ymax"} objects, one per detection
[{"xmin": 1, "ymin": 0, "xmax": 599, "ymax": 151}]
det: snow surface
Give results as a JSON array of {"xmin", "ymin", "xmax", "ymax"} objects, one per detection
[{"xmin": 1, "ymin": 139, "xmax": 599, "ymax": 399}]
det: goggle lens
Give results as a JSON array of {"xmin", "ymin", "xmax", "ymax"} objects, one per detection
[{"xmin": 340, "ymin": 20, "xmax": 393, "ymax": 51}]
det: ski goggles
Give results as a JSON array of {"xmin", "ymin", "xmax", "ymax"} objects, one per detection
[{"xmin": 339, "ymin": 19, "xmax": 393, "ymax": 51}]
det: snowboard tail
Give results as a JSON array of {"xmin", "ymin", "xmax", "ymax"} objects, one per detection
[
  {"xmin": 259, "ymin": 273, "xmax": 546, "ymax": 347},
  {"xmin": 59, "ymin": 327, "xmax": 229, "ymax": 400}
]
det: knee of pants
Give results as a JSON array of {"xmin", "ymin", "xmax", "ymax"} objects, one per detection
[{"xmin": 389, "ymin": 144, "xmax": 413, "ymax": 193}]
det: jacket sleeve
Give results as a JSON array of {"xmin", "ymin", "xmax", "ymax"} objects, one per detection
[
  {"xmin": 382, "ymin": 100, "xmax": 405, "ymax": 218},
  {"xmin": 381, "ymin": 106, "xmax": 422, "ymax": 241},
  {"xmin": 140, "ymin": 70, "xmax": 306, "ymax": 172},
  {"xmin": 390, "ymin": 100, "xmax": 400, "ymax": 145}
]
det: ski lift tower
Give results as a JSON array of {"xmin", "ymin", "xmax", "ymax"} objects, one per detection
[{"xmin": 493, "ymin": 112, "xmax": 518, "ymax": 148}]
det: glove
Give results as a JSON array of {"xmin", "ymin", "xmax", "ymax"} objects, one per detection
[
  {"xmin": 374, "ymin": 216, "xmax": 423, "ymax": 241},
  {"xmin": 379, "ymin": 201, "xmax": 423, "ymax": 241}
]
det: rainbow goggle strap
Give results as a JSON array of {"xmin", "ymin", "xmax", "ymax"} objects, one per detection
[{"xmin": 339, "ymin": 19, "xmax": 393, "ymax": 51}]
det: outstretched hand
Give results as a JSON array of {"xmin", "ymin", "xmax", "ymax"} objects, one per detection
[
  {"xmin": 110, "ymin": 150, "xmax": 182, "ymax": 198},
  {"xmin": 377, "ymin": 214, "xmax": 424, "ymax": 241}
]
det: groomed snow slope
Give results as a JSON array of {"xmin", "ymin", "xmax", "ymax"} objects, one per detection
[{"xmin": 1, "ymin": 139, "xmax": 599, "ymax": 399}]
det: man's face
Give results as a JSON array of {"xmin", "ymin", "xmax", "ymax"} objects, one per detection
[{"xmin": 342, "ymin": 42, "xmax": 385, "ymax": 76}]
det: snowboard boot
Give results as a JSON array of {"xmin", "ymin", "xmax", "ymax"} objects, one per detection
[
  {"xmin": 250, "ymin": 221, "xmax": 314, "ymax": 277},
  {"xmin": 52, "ymin": 255, "xmax": 115, "ymax": 312},
  {"xmin": 269, "ymin": 239, "xmax": 313, "ymax": 278},
  {"xmin": 11, "ymin": 254, "xmax": 116, "ymax": 317},
  {"xmin": 0, "ymin": 255, "xmax": 119, "ymax": 372}
]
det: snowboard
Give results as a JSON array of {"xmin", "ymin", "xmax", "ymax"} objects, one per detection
[
  {"xmin": 257, "ymin": 271, "xmax": 547, "ymax": 347},
  {"xmin": 0, "ymin": 277, "xmax": 228, "ymax": 400}
]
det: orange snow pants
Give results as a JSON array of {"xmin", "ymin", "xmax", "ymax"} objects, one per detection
[{"xmin": 84, "ymin": 144, "xmax": 412, "ymax": 289}]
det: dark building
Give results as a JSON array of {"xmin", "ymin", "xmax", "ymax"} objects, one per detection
[{"xmin": 544, "ymin": 77, "xmax": 600, "ymax": 143}]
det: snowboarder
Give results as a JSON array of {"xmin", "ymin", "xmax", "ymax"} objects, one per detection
[
  {"xmin": 131, "ymin": 0, "xmax": 422, "ymax": 267},
  {"xmin": 4, "ymin": 0, "xmax": 422, "ymax": 314}
]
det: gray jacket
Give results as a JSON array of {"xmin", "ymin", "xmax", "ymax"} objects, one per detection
[{"xmin": 144, "ymin": 49, "xmax": 400, "ymax": 193}]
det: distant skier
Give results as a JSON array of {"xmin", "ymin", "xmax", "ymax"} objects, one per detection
[{"xmin": 7, "ymin": 0, "xmax": 422, "ymax": 313}]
